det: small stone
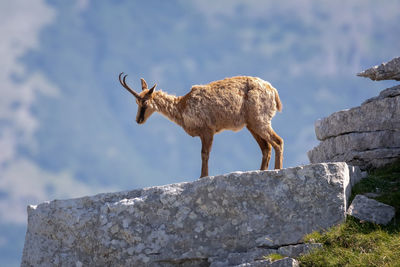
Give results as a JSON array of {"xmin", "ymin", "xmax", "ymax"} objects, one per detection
[{"xmin": 347, "ymin": 195, "xmax": 395, "ymax": 225}]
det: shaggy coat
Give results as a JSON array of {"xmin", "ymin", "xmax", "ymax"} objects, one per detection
[{"xmin": 119, "ymin": 74, "xmax": 283, "ymax": 178}]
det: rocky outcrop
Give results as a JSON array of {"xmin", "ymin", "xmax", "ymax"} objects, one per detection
[
  {"xmin": 347, "ymin": 195, "xmax": 395, "ymax": 225},
  {"xmin": 357, "ymin": 57, "xmax": 400, "ymax": 81},
  {"xmin": 308, "ymin": 85, "xmax": 400, "ymax": 170},
  {"xmin": 22, "ymin": 163, "xmax": 359, "ymax": 266},
  {"xmin": 309, "ymin": 57, "xmax": 400, "ymax": 169}
]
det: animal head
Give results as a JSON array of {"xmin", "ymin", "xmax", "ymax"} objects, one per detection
[{"xmin": 119, "ymin": 73, "xmax": 157, "ymax": 124}]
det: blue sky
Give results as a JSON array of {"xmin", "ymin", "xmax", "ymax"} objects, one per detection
[{"xmin": 1, "ymin": 0, "xmax": 399, "ymax": 265}]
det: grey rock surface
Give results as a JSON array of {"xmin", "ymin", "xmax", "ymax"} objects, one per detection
[
  {"xmin": 308, "ymin": 84, "xmax": 400, "ymax": 170},
  {"xmin": 357, "ymin": 57, "xmax": 400, "ymax": 81},
  {"xmin": 347, "ymin": 195, "xmax": 395, "ymax": 225},
  {"xmin": 308, "ymin": 130, "xmax": 400, "ymax": 170},
  {"xmin": 210, "ymin": 247, "xmax": 275, "ymax": 267},
  {"xmin": 22, "ymin": 163, "xmax": 352, "ymax": 267},
  {"xmin": 314, "ymin": 85, "xmax": 400, "ymax": 141},
  {"xmin": 310, "ymin": 131, "xmax": 400, "ymax": 159},
  {"xmin": 311, "ymin": 148, "xmax": 400, "ymax": 171}
]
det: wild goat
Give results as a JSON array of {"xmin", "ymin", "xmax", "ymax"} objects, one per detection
[{"xmin": 118, "ymin": 73, "xmax": 283, "ymax": 177}]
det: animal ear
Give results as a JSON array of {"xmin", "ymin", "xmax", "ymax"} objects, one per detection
[
  {"xmin": 140, "ymin": 78, "xmax": 148, "ymax": 90},
  {"xmin": 148, "ymin": 84, "xmax": 156, "ymax": 95}
]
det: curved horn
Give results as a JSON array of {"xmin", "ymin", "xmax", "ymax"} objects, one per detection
[{"xmin": 119, "ymin": 72, "xmax": 140, "ymax": 98}]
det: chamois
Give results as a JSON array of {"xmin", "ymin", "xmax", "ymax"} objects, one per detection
[{"xmin": 118, "ymin": 73, "xmax": 283, "ymax": 178}]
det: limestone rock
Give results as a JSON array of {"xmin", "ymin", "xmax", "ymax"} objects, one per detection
[
  {"xmin": 308, "ymin": 130, "xmax": 400, "ymax": 169},
  {"xmin": 308, "ymin": 84, "xmax": 400, "ymax": 170},
  {"xmin": 22, "ymin": 163, "xmax": 354, "ymax": 267},
  {"xmin": 314, "ymin": 85, "xmax": 400, "ymax": 141},
  {"xmin": 310, "ymin": 131, "xmax": 400, "ymax": 159},
  {"xmin": 210, "ymin": 247, "xmax": 276, "ymax": 266},
  {"xmin": 357, "ymin": 57, "xmax": 400, "ymax": 81},
  {"xmin": 348, "ymin": 165, "xmax": 366, "ymax": 189},
  {"xmin": 347, "ymin": 195, "xmax": 395, "ymax": 225}
]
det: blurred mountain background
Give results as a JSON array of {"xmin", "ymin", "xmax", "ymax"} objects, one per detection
[{"xmin": 1, "ymin": 0, "xmax": 399, "ymax": 265}]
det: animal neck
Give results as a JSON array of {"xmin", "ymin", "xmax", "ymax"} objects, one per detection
[{"xmin": 151, "ymin": 91, "xmax": 183, "ymax": 125}]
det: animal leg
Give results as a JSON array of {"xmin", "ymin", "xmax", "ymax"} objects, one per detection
[
  {"xmin": 267, "ymin": 128, "xmax": 284, "ymax": 169},
  {"xmin": 200, "ymin": 132, "xmax": 214, "ymax": 178},
  {"xmin": 247, "ymin": 127, "xmax": 272, "ymax": 170},
  {"xmin": 253, "ymin": 126, "xmax": 284, "ymax": 169}
]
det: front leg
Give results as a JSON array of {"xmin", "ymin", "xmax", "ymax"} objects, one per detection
[{"xmin": 200, "ymin": 132, "xmax": 214, "ymax": 178}]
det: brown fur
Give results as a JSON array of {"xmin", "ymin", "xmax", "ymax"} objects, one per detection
[{"xmin": 119, "ymin": 74, "xmax": 284, "ymax": 178}]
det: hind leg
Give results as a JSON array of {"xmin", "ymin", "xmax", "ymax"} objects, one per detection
[
  {"xmin": 251, "ymin": 126, "xmax": 284, "ymax": 169},
  {"xmin": 247, "ymin": 127, "xmax": 272, "ymax": 170},
  {"xmin": 268, "ymin": 127, "xmax": 284, "ymax": 169}
]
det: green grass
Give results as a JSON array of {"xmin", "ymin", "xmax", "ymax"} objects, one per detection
[
  {"xmin": 264, "ymin": 253, "xmax": 285, "ymax": 262},
  {"xmin": 298, "ymin": 160, "xmax": 400, "ymax": 267}
]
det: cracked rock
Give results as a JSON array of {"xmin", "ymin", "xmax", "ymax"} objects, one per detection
[
  {"xmin": 308, "ymin": 84, "xmax": 400, "ymax": 170},
  {"xmin": 313, "ymin": 85, "xmax": 400, "ymax": 141}
]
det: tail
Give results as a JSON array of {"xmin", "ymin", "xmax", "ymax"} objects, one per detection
[{"xmin": 274, "ymin": 88, "xmax": 282, "ymax": 112}]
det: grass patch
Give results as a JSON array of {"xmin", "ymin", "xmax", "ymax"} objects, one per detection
[
  {"xmin": 264, "ymin": 253, "xmax": 285, "ymax": 262},
  {"xmin": 298, "ymin": 160, "xmax": 400, "ymax": 267}
]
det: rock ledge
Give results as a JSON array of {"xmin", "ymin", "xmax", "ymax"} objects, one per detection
[
  {"xmin": 22, "ymin": 163, "xmax": 358, "ymax": 266},
  {"xmin": 357, "ymin": 57, "xmax": 400, "ymax": 81},
  {"xmin": 308, "ymin": 84, "xmax": 400, "ymax": 170}
]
